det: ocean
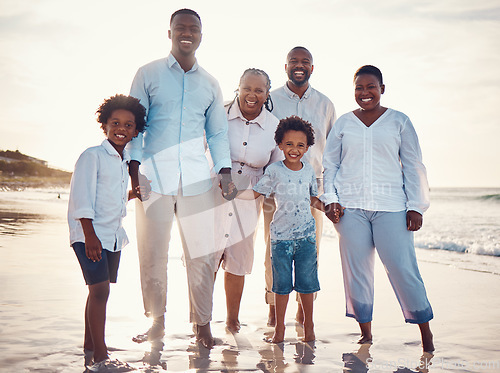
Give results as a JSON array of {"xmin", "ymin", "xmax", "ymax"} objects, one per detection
[{"xmin": 322, "ymin": 187, "xmax": 500, "ymax": 276}]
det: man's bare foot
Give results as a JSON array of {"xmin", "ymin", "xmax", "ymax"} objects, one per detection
[
  {"xmin": 265, "ymin": 325, "xmax": 285, "ymax": 343},
  {"xmin": 301, "ymin": 323, "xmax": 315, "ymax": 342},
  {"xmin": 226, "ymin": 318, "xmax": 241, "ymax": 333},
  {"xmin": 267, "ymin": 305, "xmax": 276, "ymax": 327},
  {"xmin": 357, "ymin": 334, "xmax": 373, "ymax": 344},
  {"xmin": 132, "ymin": 323, "xmax": 165, "ymax": 343},
  {"xmin": 196, "ymin": 323, "xmax": 215, "ymax": 349},
  {"xmin": 295, "ymin": 305, "xmax": 304, "ymax": 325}
]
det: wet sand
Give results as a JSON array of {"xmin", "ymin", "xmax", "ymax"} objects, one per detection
[{"xmin": 1, "ymin": 190, "xmax": 500, "ymax": 372}]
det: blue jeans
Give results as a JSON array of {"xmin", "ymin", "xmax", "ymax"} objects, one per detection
[{"xmin": 271, "ymin": 235, "xmax": 320, "ymax": 295}]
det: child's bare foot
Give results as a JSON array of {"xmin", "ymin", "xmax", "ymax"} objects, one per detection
[
  {"xmin": 265, "ymin": 325, "xmax": 285, "ymax": 343},
  {"xmin": 226, "ymin": 318, "xmax": 241, "ymax": 333},
  {"xmin": 357, "ymin": 334, "xmax": 373, "ymax": 344},
  {"xmin": 301, "ymin": 322, "xmax": 315, "ymax": 342},
  {"xmin": 295, "ymin": 305, "xmax": 304, "ymax": 325},
  {"xmin": 267, "ymin": 305, "xmax": 276, "ymax": 327},
  {"xmin": 196, "ymin": 323, "xmax": 215, "ymax": 349},
  {"xmin": 419, "ymin": 322, "xmax": 434, "ymax": 353},
  {"xmin": 422, "ymin": 332, "xmax": 434, "ymax": 353}
]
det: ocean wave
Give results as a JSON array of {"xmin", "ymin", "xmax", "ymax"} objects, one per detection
[
  {"xmin": 477, "ymin": 193, "xmax": 500, "ymax": 202},
  {"xmin": 416, "ymin": 240, "xmax": 500, "ymax": 257}
]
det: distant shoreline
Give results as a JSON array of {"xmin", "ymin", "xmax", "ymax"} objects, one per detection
[{"xmin": 0, "ymin": 176, "xmax": 70, "ymax": 191}]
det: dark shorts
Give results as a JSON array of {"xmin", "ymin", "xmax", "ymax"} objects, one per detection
[
  {"xmin": 72, "ymin": 242, "xmax": 121, "ymax": 285},
  {"xmin": 271, "ymin": 235, "xmax": 320, "ymax": 295}
]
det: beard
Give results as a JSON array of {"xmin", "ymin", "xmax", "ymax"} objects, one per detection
[{"xmin": 288, "ymin": 69, "xmax": 310, "ymax": 87}]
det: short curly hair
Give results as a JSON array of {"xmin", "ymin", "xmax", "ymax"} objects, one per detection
[
  {"xmin": 96, "ymin": 94, "xmax": 147, "ymax": 134},
  {"xmin": 274, "ymin": 115, "xmax": 315, "ymax": 146}
]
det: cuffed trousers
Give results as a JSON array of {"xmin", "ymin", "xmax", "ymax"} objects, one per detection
[
  {"xmin": 334, "ymin": 208, "xmax": 433, "ymax": 324},
  {"xmin": 135, "ymin": 189, "xmax": 220, "ymax": 326}
]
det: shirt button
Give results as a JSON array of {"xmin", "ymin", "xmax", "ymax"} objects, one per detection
[
  {"xmin": 243, "ymin": 142, "xmax": 247, "ymax": 146},
  {"xmin": 246, "ymin": 121, "xmax": 250, "ymax": 125},
  {"xmin": 240, "ymin": 162, "xmax": 245, "ymax": 166},
  {"xmin": 238, "ymin": 170, "xmax": 242, "ymax": 174},
  {"xmin": 229, "ymin": 212, "xmax": 233, "ymax": 216},
  {"xmin": 225, "ymin": 234, "xmax": 229, "ymax": 238}
]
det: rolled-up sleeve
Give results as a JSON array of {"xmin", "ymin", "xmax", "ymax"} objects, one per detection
[
  {"xmin": 68, "ymin": 151, "xmax": 98, "ymax": 221},
  {"xmin": 400, "ymin": 118, "xmax": 430, "ymax": 214},
  {"xmin": 205, "ymin": 85, "xmax": 232, "ymax": 174},
  {"xmin": 128, "ymin": 69, "xmax": 149, "ymax": 163}
]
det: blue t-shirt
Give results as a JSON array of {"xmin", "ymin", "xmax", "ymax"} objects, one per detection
[{"xmin": 254, "ymin": 161, "xmax": 318, "ymax": 240}]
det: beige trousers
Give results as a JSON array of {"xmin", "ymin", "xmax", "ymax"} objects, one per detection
[
  {"xmin": 135, "ymin": 189, "xmax": 220, "ymax": 325},
  {"xmin": 263, "ymin": 197, "xmax": 323, "ymax": 305}
]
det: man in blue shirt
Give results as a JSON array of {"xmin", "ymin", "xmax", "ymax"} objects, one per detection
[{"xmin": 128, "ymin": 8, "xmax": 234, "ymax": 349}]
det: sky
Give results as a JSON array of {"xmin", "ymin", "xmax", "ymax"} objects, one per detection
[{"xmin": 0, "ymin": 0, "xmax": 499, "ymax": 187}]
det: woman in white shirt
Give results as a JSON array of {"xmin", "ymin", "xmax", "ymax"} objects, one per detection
[
  {"xmin": 216, "ymin": 68, "xmax": 283, "ymax": 333},
  {"xmin": 322, "ymin": 65, "xmax": 434, "ymax": 352}
]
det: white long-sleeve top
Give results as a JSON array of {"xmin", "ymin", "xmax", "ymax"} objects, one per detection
[
  {"xmin": 322, "ymin": 108, "xmax": 430, "ymax": 214},
  {"xmin": 68, "ymin": 140, "xmax": 130, "ymax": 251}
]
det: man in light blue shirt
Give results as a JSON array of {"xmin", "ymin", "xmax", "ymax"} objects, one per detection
[
  {"xmin": 264, "ymin": 46, "xmax": 337, "ymax": 326},
  {"xmin": 128, "ymin": 8, "xmax": 234, "ymax": 349}
]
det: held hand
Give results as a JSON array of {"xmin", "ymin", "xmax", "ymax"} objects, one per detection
[
  {"xmin": 219, "ymin": 168, "xmax": 238, "ymax": 201},
  {"xmin": 132, "ymin": 173, "xmax": 151, "ymax": 201},
  {"xmin": 325, "ymin": 203, "xmax": 344, "ymax": 224},
  {"xmin": 406, "ymin": 210, "xmax": 423, "ymax": 231},
  {"xmin": 85, "ymin": 234, "xmax": 103, "ymax": 262}
]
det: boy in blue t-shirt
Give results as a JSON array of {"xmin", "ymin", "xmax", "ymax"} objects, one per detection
[
  {"xmin": 253, "ymin": 116, "xmax": 327, "ymax": 343},
  {"xmin": 68, "ymin": 94, "xmax": 146, "ymax": 370}
]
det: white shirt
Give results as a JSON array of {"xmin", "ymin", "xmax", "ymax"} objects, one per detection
[
  {"xmin": 322, "ymin": 109, "xmax": 430, "ymax": 214},
  {"xmin": 271, "ymin": 84, "xmax": 337, "ymax": 186},
  {"xmin": 68, "ymin": 140, "xmax": 130, "ymax": 252},
  {"xmin": 226, "ymin": 102, "xmax": 283, "ymax": 180},
  {"xmin": 128, "ymin": 53, "xmax": 231, "ymax": 196}
]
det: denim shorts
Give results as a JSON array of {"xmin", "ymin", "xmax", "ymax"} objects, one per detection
[
  {"xmin": 73, "ymin": 242, "xmax": 121, "ymax": 285},
  {"xmin": 271, "ymin": 235, "xmax": 320, "ymax": 295}
]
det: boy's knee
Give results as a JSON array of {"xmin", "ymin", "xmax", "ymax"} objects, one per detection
[{"xmin": 89, "ymin": 282, "xmax": 110, "ymax": 302}]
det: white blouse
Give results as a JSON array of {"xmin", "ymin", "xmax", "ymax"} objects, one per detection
[
  {"xmin": 322, "ymin": 108, "xmax": 430, "ymax": 214},
  {"xmin": 226, "ymin": 102, "xmax": 283, "ymax": 182}
]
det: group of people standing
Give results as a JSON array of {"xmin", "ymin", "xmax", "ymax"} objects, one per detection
[{"xmin": 68, "ymin": 8, "xmax": 434, "ymax": 371}]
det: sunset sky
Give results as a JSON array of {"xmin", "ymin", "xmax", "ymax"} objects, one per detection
[{"xmin": 1, "ymin": 0, "xmax": 499, "ymax": 187}]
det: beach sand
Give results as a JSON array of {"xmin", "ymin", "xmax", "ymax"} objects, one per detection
[{"xmin": 1, "ymin": 190, "xmax": 500, "ymax": 372}]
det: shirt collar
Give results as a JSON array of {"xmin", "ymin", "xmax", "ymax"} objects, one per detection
[
  {"xmin": 167, "ymin": 53, "xmax": 199, "ymax": 72},
  {"xmin": 101, "ymin": 139, "xmax": 131, "ymax": 162},
  {"xmin": 227, "ymin": 100, "xmax": 267, "ymax": 130},
  {"xmin": 283, "ymin": 83, "xmax": 312, "ymax": 100}
]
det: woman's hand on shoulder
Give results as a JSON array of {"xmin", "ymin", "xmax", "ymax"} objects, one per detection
[{"xmin": 406, "ymin": 210, "xmax": 423, "ymax": 231}]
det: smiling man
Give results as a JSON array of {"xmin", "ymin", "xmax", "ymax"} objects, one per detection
[
  {"xmin": 127, "ymin": 8, "xmax": 233, "ymax": 349},
  {"xmin": 265, "ymin": 46, "xmax": 337, "ymax": 326}
]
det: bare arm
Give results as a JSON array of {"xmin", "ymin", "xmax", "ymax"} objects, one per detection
[
  {"xmin": 310, "ymin": 196, "xmax": 325, "ymax": 212},
  {"xmin": 79, "ymin": 218, "xmax": 103, "ymax": 262}
]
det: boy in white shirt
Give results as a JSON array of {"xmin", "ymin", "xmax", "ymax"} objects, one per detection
[{"xmin": 68, "ymin": 94, "xmax": 146, "ymax": 370}]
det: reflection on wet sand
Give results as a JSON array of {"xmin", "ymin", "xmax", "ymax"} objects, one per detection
[{"xmin": 0, "ymin": 209, "xmax": 46, "ymax": 235}]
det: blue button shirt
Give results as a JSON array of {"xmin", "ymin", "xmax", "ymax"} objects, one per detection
[{"xmin": 128, "ymin": 53, "xmax": 231, "ymax": 196}]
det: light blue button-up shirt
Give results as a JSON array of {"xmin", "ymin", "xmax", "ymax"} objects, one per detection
[{"xmin": 128, "ymin": 53, "xmax": 231, "ymax": 196}]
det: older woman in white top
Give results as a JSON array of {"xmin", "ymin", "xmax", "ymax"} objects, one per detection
[
  {"xmin": 216, "ymin": 68, "xmax": 283, "ymax": 332},
  {"xmin": 322, "ymin": 65, "xmax": 434, "ymax": 352}
]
